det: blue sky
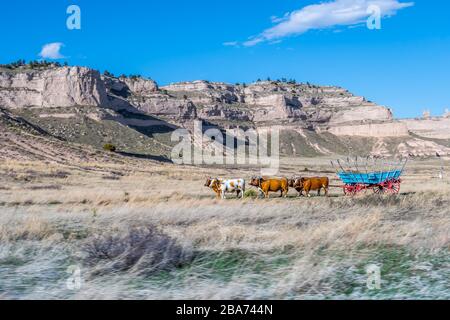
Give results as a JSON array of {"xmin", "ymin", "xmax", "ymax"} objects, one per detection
[{"xmin": 1, "ymin": 0, "xmax": 449, "ymax": 118}]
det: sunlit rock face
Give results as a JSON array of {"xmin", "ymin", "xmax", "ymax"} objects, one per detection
[
  {"xmin": 120, "ymin": 77, "xmax": 159, "ymax": 96},
  {"xmin": 400, "ymin": 117, "xmax": 450, "ymax": 139},
  {"xmin": 0, "ymin": 67, "xmax": 108, "ymax": 108},
  {"xmin": 158, "ymin": 80, "xmax": 393, "ymax": 126},
  {"xmin": 4, "ymin": 66, "xmax": 449, "ymax": 157},
  {"xmin": 327, "ymin": 122, "xmax": 409, "ymax": 137},
  {"xmin": 0, "ymin": 67, "xmax": 393, "ymax": 129}
]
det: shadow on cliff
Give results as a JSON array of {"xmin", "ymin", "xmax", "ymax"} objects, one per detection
[
  {"xmin": 115, "ymin": 109, "xmax": 178, "ymax": 137},
  {"xmin": 117, "ymin": 151, "xmax": 173, "ymax": 163},
  {"xmin": 201, "ymin": 120, "xmax": 250, "ymax": 149},
  {"xmin": 105, "ymin": 94, "xmax": 179, "ymax": 138}
]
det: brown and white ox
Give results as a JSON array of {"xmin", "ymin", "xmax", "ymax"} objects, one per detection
[
  {"xmin": 249, "ymin": 177, "xmax": 289, "ymax": 198},
  {"xmin": 291, "ymin": 177, "xmax": 329, "ymax": 197},
  {"xmin": 204, "ymin": 177, "xmax": 245, "ymax": 199},
  {"xmin": 288, "ymin": 178, "xmax": 303, "ymax": 196}
]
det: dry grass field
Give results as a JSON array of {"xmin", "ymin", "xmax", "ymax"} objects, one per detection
[{"xmin": 0, "ymin": 156, "xmax": 449, "ymax": 299}]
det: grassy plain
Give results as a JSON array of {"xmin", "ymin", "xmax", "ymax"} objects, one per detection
[{"xmin": 0, "ymin": 157, "xmax": 448, "ymax": 299}]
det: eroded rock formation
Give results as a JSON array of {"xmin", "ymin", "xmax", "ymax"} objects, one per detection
[
  {"xmin": 1, "ymin": 65, "xmax": 449, "ymax": 158},
  {"xmin": 400, "ymin": 116, "xmax": 450, "ymax": 139},
  {"xmin": 0, "ymin": 66, "xmax": 108, "ymax": 108}
]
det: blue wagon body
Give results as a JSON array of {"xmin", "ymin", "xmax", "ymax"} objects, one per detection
[
  {"xmin": 332, "ymin": 158, "xmax": 407, "ymax": 195},
  {"xmin": 337, "ymin": 170, "xmax": 402, "ymax": 185}
]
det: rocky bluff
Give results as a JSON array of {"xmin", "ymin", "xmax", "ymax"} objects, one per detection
[{"xmin": 1, "ymin": 65, "xmax": 449, "ymax": 157}]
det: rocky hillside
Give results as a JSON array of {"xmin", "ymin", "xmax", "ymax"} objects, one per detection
[
  {"xmin": 0, "ymin": 107, "xmax": 126, "ymax": 164},
  {"xmin": 0, "ymin": 64, "xmax": 449, "ymax": 159}
]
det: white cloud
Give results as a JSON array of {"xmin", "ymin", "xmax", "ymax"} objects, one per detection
[
  {"xmin": 39, "ymin": 42, "xmax": 65, "ymax": 59},
  {"xmin": 223, "ymin": 41, "xmax": 239, "ymax": 47},
  {"xmin": 243, "ymin": 0, "xmax": 414, "ymax": 46}
]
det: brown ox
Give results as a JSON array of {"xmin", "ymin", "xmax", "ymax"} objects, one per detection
[
  {"xmin": 250, "ymin": 177, "xmax": 289, "ymax": 198},
  {"xmin": 293, "ymin": 177, "xmax": 329, "ymax": 197}
]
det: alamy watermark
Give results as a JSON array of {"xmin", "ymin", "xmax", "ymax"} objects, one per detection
[
  {"xmin": 367, "ymin": 5, "xmax": 382, "ymax": 30},
  {"xmin": 171, "ymin": 121, "xmax": 280, "ymax": 176},
  {"xmin": 66, "ymin": 265, "xmax": 82, "ymax": 290},
  {"xmin": 67, "ymin": 5, "xmax": 81, "ymax": 30},
  {"xmin": 366, "ymin": 264, "xmax": 381, "ymax": 290}
]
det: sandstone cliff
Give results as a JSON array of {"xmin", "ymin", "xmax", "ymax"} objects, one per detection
[
  {"xmin": 325, "ymin": 122, "xmax": 409, "ymax": 138},
  {"xmin": 400, "ymin": 116, "xmax": 450, "ymax": 140},
  {"xmin": 0, "ymin": 67, "xmax": 394, "ymax": 129},
  {"xmin": 0, "ymin": 66, "xmax": 108, "ymax": 108},
  {"xmin": 159, "ymin": 80, "xmax": 393, "ymax": 127},
  {"xmin": 1, "ymin": 65, "xmax": 449, "ymax": 158}
]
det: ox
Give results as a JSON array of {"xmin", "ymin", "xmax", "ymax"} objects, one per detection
[
  {"xmin": 288, "ymin": 178, "xmax": 305, "ymax": 197},
  {"xmin": 205, "ymin": 177, "xmax": 245, "ymax": 199},
  {"xmin": 250, "ymin": 177, "xmax": 289, "ymax": 198},
  {"xmin": 293, "ymin": 177, "xmax": 329, "ymax": 197}
]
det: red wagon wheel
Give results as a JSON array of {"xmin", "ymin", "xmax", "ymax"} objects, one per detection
[
  {"xmin": 343, "ymin": 185, "xmax": 357, "ymax": 196},
  {"xmin": 344, "ymin": 184, "xmax": 364, "ymax": 197},
  {"xmin": 355, "ymin": 184, "xmax": 366, "ymax": 194},
  {"xmin": 373, "ymin": 185, "xmax": 386, "ymax": 194},
  {"xmin": 386, "ymin": 179, "xmax": 401, "ymax": 194},
  {"xmin": 373, "ymin": 179, "xmax": 401, "ymax": 195}
]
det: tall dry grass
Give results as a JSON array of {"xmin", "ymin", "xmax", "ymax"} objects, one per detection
[
  {"xmin": 0, "ymin": 157, "xmax": 449, "ymax": 299},
  {"xmin": 0, "ymin": 188, "xmax": 448, "ymax": 299}
]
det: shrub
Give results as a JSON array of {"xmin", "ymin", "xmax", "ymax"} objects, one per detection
[
  {"xmin": 103, "ymin": 70, "xmax": 114, "ymax": 78},
  {"xmin": 1, "ymin": 59, "xmax": 64, "ymax": 70},
  {"xmin": 103, "ymin": 144, "xmax": 116, "ymax": 152},
  {"xmin": 244, "ymin": 189, "xmax": 259, "ymax": 198},
  {"xmin": 82, "ymin": 225, "xmax": 193, "ymax": 276}
]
